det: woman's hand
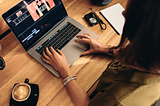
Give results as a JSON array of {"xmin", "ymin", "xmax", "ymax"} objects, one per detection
[
  {"xmin": 76, "ymin": 34, "xmax": 110, "ymax": 56},
  {"xmin": 42, "ymin": 46, "xmax": 90, "ymax": 106},
  {"xmin": 41, "ymin": 46, "xmax": 71, "ymax": 79}
]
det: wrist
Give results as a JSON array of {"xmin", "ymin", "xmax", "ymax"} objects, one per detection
[
  {"xmin": 60, "ymin": 68, "xmax": 72, "ymax": 79},
  {"xmin": 63, "ymin": 75, "xmax": 77, "ymax": 85},
  {"xmin": 108, "ymin": 45, "xmax": 114, "ymax": 56},
  {"xmin": 97, "ymin": 44, "xmax": 110, "ymax": 54},
  {"xmin": 100, "ymin": 45, "xmax": 114, "ymax": 55}
]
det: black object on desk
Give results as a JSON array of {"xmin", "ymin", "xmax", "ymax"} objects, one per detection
[
  {"xmin": 84, "ymin": 12, "xmax": 99, "ymax": 26},
  {"xmin": 91, "ymin": 8, "xmax": 107, "ymax": 30},
  {"xmin": 10, "ymin": 79, "xmax": 39, "ymax": 106},
  {"xmin": 0, "ymin": 29, "xmax": 11, "ymax": 40},
  {"xmin": 0, "ymin": 57, "xmax": 5, "ymax": 70},
  {"xmin": 91, "ymin": 0, "xmax": 112, "ymax": 6}
]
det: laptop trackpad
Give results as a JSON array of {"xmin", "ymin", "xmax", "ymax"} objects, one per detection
[{"xmin": 61, "ymin": 37, "xmax": 88, "ymax": 66}]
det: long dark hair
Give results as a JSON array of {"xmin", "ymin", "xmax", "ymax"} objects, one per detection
[{"xmin": 114, "ymin": 0, "xmax": 160, "ymax": 72}]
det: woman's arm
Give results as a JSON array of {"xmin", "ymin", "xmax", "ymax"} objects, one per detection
[
  {"xmin": 65, "ymin": 79, "xmax": 90, "ymax": 106},
  {"xmin": 41, "ymin": 34, "xmax": 116, "ymax": 105},
  {"xmin": 42, "ymin": 47, "xmax": 90, "ymax": 106}
]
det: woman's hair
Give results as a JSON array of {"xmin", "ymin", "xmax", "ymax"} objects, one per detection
[{"xmin": 114, "ymin": 0, "xmax": 160, "ymax": 73}]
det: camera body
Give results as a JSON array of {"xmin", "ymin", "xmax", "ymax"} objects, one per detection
[{"xmin": 84, "ymin": 12, "xmax": 98, "ymax": 26}]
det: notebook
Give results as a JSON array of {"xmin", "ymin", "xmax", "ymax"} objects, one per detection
[
  {"xmin": 100, "ymin": 3, "xmax": 125, "ymax": 35},
  {"xmin": 2, "ymin": 0, "xmax": 99, "ymax": 77}
]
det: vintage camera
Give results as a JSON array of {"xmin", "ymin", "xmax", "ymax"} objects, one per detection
[{"xmin": 84, "ymin": 12, "xmax": 98, "ymax": 26}]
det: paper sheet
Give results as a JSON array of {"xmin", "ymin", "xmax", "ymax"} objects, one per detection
[{"xmin": 100, "ymin": 3, "xmax": 125, "ymax": 35}]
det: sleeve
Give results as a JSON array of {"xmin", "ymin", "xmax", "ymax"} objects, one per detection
[{"xmin": 89, "ymin": 89, "xmax": 120, "ymax": 106}]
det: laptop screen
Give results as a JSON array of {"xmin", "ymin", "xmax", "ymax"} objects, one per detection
[{"xmin": 2, "ymin": 0, "xmax": 67, "ymax": 51}]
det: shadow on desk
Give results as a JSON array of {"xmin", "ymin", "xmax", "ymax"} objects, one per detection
[{"xmin": 87, "ymin": 79, "xmax": 99, "ymax": 99}]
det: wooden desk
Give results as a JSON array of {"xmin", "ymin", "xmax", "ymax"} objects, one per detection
[{"xmin": 0, "ymin": 0, "xmax": 127, "ymax": 105}]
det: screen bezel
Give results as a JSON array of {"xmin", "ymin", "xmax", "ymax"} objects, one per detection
[{"xmin": 2, "ymin": 0, "xmax": 68, "ymax": 51}]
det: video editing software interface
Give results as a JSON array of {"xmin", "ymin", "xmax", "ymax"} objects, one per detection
[{"xmin": 3, "ymin": 0, "xmax": 67, "ymax": 50}]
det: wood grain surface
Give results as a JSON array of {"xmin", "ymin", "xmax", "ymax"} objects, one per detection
[{"xmin": 0, "ymin": 0, "xmax": 127, "ymax": 105}]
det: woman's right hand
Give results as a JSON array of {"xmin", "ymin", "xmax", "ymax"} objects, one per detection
[
  {"xmin": 76, "ymin": 34, "xmax": 110, "ymax": 56},
  {"xmin": 41, "ymin": 47, "xmax": 71, "ymax": 79}
]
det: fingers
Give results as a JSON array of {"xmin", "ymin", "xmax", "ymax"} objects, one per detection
[
  {"xmin": 45, "ymin": 47, "xmax": 52, "ymax": 55},
  {"xmin": 42, "ymin": 50, "xmax": 50, "ymax": 60},
  {"xmin": 81, "ymin": 50, "xmax": 92, "ymax": 56},
  {"xmin": 41, "ymin": 56, "xmax": 50, "ymax": 64},
  {"xmin": 42, "ymin": 51, "xmax": 51, "ymax": 64},
  {"xmin": 49, "ymin": 46, "xmax": 56, "ymax": 55},
  {"xmin": 75, "ymin": 38, "xmax": 90, "ymax": 44},
  {"xmin": 42, "ymin": 47, "xmax": 64, "ymax": 59},
  {"xmin": 76, "ymin": 33, "xmax": 92, "ymax": 39},
  {"xmin": 42, "ymin": 47, "xmax": 55, "ymax": 64},
  {"xmin": 76, "ymin": 33, "xmax": 95, "ymax": 43},
  {"xmin": 57, "ymin": 49, "xmax": 63, "ymax": 56},
  {"xmin": 49, "ymin": 46, "xmax": 64, "ymax": 56}
]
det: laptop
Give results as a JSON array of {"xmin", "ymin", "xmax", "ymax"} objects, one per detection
[{"xmin": 2, "ymin": 0, "xmax": 99, "ymax": 77}]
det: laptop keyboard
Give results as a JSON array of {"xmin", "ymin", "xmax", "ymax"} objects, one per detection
[{"xmin": 36, "ymin": 22, "xmax": 81, "ymax": 55}]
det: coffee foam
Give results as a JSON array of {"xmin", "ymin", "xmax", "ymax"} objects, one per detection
[{"xmin": 12, "ymin": 83, "xmax": 31, "ymax": 101}]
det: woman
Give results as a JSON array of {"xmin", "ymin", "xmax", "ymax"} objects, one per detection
[{"xmin": 42, "ymin": 0, "xmax": 160, "ymax": 105}]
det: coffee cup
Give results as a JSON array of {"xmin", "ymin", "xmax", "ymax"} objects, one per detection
[
  {"xmin": 0, "ymin": 57, "xmax": 5, "ymax": 70},
  {"xmin": 12, "ymin": 79, "xmax": 31, "ymax": 102}
]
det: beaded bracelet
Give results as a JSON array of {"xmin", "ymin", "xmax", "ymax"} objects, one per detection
[{"xmin": 63, "ymin": 75, "xmax": 77, "ymax": 86}]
